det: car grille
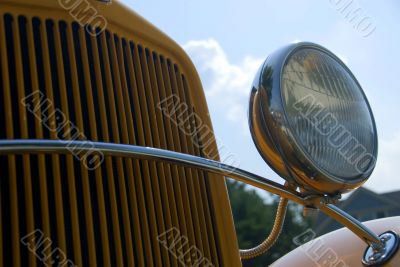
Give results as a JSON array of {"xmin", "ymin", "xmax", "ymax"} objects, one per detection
[{"xmin": 0, "ymin": 13, "xmax": 222, "ymax": 266}]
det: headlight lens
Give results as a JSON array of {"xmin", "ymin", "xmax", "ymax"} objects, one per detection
[
  {"xmin": 281, "ymin": 48, "xmax": 375, "ymax": 180},
  {"xmin": 249, "ymin": 42, "xmax": 377, "ymax": 194}
]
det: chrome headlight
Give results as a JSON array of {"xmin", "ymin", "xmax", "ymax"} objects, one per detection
[{"xmin": 249, "ymin": 42, "xmax": 377, "ymax": 194}]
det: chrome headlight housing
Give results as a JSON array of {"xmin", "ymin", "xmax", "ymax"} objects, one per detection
[{"xmin": 249, "ymin": 42, "xmax": 378, "ymax": 194}]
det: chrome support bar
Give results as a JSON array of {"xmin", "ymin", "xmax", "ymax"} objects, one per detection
[
  {"xmin": 319, "ymin": 204, "xmax": 382, "ymax": 248},
  {"xmin": 0, "ymin": 139, "xmax": 307, "ymax": 204},
  {"xmin": 0, "ymin": 139, "xmax": 384, "ymax": 248}
]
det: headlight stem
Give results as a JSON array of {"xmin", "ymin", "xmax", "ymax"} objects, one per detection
[
  {"xmin": 239, "ymin": 182, "xmax": 294, "ymax": 260},
  {"xmin": 239, "ymin": 196, "xmax": 289, "ymax": 260}
]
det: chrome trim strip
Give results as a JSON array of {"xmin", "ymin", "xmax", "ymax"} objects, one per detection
[
  {"xmin": 0, "ymin": 139, "xmax": 306, "ymax": 204},
  {"xmin": 0, "ymin": 139, "xmax": 383, "ymax": 247},
  {"xmin": 319, "ymin": 204, "xmax": 382, "ymax": 247}
]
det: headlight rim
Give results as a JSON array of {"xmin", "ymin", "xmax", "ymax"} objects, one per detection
[{"xmin": 249, "ymin": 42, "xmax": 378, "ymax": 194}]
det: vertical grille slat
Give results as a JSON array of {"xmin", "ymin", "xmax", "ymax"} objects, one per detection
[
  {"xmin": 176, "ymin": 70, "xmax": 215, "ymax": 262},
  {"xmin": 0, "ymin": 23, "xmax": 4, "ymax": 267},
  {"xmin": 157, "ymin": 54, "xmax": 198, "ymax": 261},
  {"xmin": 52, "ymin": 20, "xmax": 81, "ymax": 266},
  {"xmin": 164, "ymin": 58, "xmax": 200, "ymax": 255},
  {"xmin": 171, "ymin": 60, "xmax": 221, "ymax": 266},
  {"xmin": 122, "ymin": 40, "xmax": 157, "ymax": 266},
  {"xmin": 72, "ymin": 23, "xmax": 113, "ymax": 267},
  {"xmin": 155, "ymin": 53, "xmax": 193, "ymax": 255},
  {"xmin": 0, "ymin": 182, "xmax": 2, "ymax": 267},
  {"xmin": 1, "ymin": 14, "xmax": 226, "ymax": 266},
  {"xmin": 115, "ymin": 36, "xmax": 147, "ymax": 267},
  {"xmin": 68, "ymin": 23, "xmax": 100, "ymax": 264},
  {"xmin": 171, "ymin": 63, "xmax": 209, "ymax": 259},
  {"xmin": 40, "ymin": 18, "xmax": 62, "ymax": 266},
  {"xmin": 89, "ymin": 27, "xmax": 137, "ymax": 267},
  {"xmin": 106, "ymin": 31, "xmax": 136, "ymax": 267},
  {"xmin": 183, "ymin": 78, "xmax": 221, "ymax": 265},
  {"xmin": 28, "ymin": 17, "xmax": 54, "ymax": 267},
  {"xmin": 1, "ymin": 14, "xmax": 21, "ymax": 267},
  {"xmin": 46, "ymin": 20, "xmax": 70, "ymax": 262},
  {"xmin": 138, "ymin": 45, "xmax": 180, "ymax": 267},
  {"xmin": 145, "ymin": 49, "xmax": 182, "ymax": 267},
  {"xmin": 58, "ymin": 22, "xmax": 86, "ymax": 267},
  {"xmin": 130, "ymin": 42, "xmax": 169, "ymax": 266},
  {"xmin": 14, "ymin": 15, "xmax": 36, "ymax": 267},
  {"xmin": 97, "ymin": 30, "xmax": 125, "ymax": 267},
  {"xmin": 147, "ymin": 49, "xmax": 210, "ymax": 265},
  {"xmin": 142, "ymin": 46, "xmax": 183, "ymax": 267}
]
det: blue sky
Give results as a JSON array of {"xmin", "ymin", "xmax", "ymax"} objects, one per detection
[{"xmin": 121, "ymin": 0, "xmax": 400, "ymax": 193}]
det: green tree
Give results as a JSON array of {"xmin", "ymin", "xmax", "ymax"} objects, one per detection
[{"xmin": 227, "ymin": 179, "xmax": 310, "ymax": 267}]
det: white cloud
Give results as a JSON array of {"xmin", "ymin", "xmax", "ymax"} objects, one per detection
[
  {"xmin": 183, "ymin": 38, "xmax": 400, "ymax": 193},
  {"xmin": 365, "ymin": 131, "xmax": 400, "ymax": 193},
  {"xmin": 183, "ymin": 39, "xmax": 263, "ymax": 134},
  {"xmin": 336, "ymin": 53, "xmax": 349, "ymax": 65}
]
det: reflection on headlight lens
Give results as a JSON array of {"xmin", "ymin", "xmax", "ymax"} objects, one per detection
[{"xmin": 282, "ymin": 48, "xmax": 375, "ymax": 179}]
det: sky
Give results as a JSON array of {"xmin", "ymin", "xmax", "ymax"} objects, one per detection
[{"xmin": 121, "ymin": 0, "xmax": 400, "ymax": 194}]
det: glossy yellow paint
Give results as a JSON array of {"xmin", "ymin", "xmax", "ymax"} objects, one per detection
[
  {"xmin": 0, "ymin": 0, "xmax": 241, "ymax": 266},
  {"xmin": 272, "ymin": 217, "xmax": 400, "ymax": 267},
  {"xmin": 3, "ymin": 1, "xmax": 395, "ymax": 267}
]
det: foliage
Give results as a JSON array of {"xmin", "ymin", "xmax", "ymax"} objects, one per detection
[{"xmin": 226, "ymin": 179, "xmax": 310, "ymax": 267}]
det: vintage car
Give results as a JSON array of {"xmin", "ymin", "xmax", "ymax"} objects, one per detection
[{"xmin": 0, "ymin": 0, "xmax": 398, "ymax": 266}]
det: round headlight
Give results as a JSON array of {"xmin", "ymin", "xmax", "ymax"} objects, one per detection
[{"xmin": 249, "ymin": 42, "xmax": 377, "ymax": 194}]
